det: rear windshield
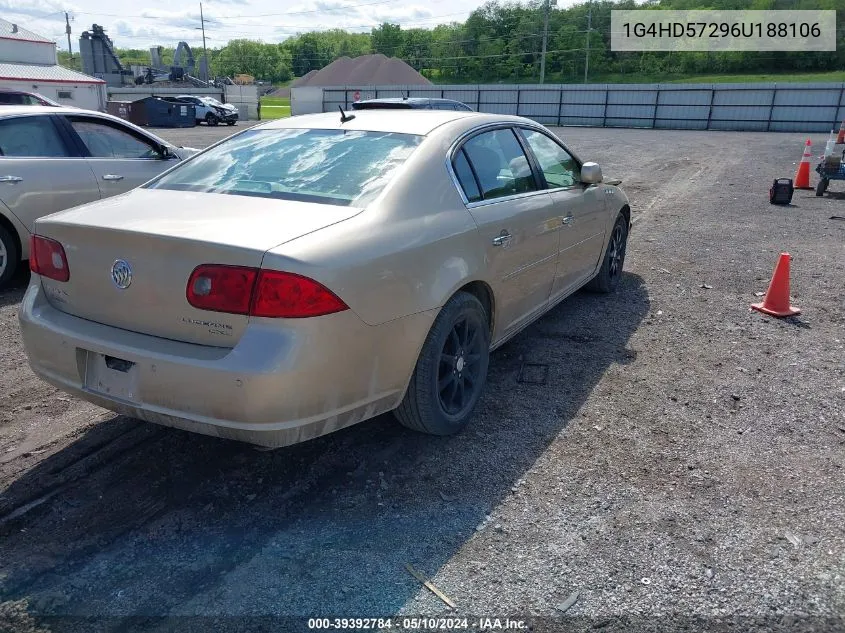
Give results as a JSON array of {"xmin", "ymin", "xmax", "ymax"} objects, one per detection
[{"xmin": 145, "ymin": 128, "xmax": 422, "ymax": 207}]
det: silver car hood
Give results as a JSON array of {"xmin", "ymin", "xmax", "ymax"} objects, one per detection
[{"xmin": 172, "ymin": 146, "xmax": 200, "ymax": 159}]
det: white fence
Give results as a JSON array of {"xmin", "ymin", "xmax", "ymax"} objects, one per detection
[{"xmin": 297, "ymin": 82, "xmax": 845, "ymax": 132}]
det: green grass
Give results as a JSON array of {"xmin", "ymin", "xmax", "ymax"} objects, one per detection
[{"xmin": 260, "ymin": 96, "xmax": 290, "ymax": 120}]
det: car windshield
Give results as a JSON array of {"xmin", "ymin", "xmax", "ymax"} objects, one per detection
[{"xmin": 145, "ymin": 128, "xmax": 422, "ymax": 207}]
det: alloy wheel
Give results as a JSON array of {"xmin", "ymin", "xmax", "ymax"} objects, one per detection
[
  {"xmin": 437, "ymin": 314, "xmax": 484, "ymax": 416},
  {"xmin": 608, "ymin": 223, "xmax": 626, "ymax": 279},
  {"xmin": 0, "ymin": 239, "xmax": 7, "ymax": 280}
]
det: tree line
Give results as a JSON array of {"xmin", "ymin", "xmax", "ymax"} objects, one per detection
[{"xmin": 60, "ymin": 0, "xmax": 844, "ymax": 84}]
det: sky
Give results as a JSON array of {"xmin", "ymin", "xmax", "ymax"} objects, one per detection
[{"xmin": 2, "ymin": 0, "xmax": 584, "ymax": 53}]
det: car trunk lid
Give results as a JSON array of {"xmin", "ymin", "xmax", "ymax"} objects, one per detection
[{"xmin": 35, "ymin": 189, "xmax": 361, "ymax": 347}]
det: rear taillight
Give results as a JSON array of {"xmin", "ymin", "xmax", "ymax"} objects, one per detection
[
  {"xmin": 186, "ymin": 265, "xmax": 257, "ymax": 315},
  {"xmin": 251, "ymin": 270, "xmax": 348, "ymax": 318},
  {"xmin": 186, "ymin": 265, "xmax": 348, "ymax": 318},
  {"xmin": 29, "ymin": 235, "xmax": 70, "ymax": 282}
]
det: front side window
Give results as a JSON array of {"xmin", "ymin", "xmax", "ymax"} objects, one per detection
[
  {"xmin": 70, "ymin": 119, "xmax": 160, "ymax": 159},
  {"xmin": 460, "ymin": 128, "xmax": 537, "ymax": 201},
  {"xmin": 0, "ymin": 116, "xmax": 69, "ymax": 157},
  {"xmin": 521, "ymin": 129, "xmax": 579, "ymax": 189},
  {"xmin": 146, "ymin": 128, "xmax": 422, "ymax": 207}
]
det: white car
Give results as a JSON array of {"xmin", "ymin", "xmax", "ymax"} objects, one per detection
[{"xmin": 175, "ymin": 95, "xmax": 239, "ymax": 126}]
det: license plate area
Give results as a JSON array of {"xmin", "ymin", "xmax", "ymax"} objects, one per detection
[{"xmin": 84, "ymin": 351, "xmax": 139, "ymax": 403}]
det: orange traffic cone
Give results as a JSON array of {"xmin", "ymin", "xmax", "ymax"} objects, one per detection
[
  {"xmin": 751, "ymin": 253, "xmax": 800, "ymax": 317},
  {"xmin": 793, "ymin": 139, "xmax": 813, "ymax": 189},
  {"xmin": 837, "ymin": 119, "xmax": 845, "ymax": 144}
]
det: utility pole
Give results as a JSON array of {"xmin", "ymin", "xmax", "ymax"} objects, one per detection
[
  {"xmin": 583, "ymin": 0, "xmax": 592, "ymax": 83},
  {"xmin": 539, "ymin": 0, "xmax": 550, "ymax": 84},
  {"xmin": 65, "ymin": 12, "xmax": 73, "ymax": 68},
  {"xmin": 199, "ymin": 2, "xmax": 209, "ymax": 82}
]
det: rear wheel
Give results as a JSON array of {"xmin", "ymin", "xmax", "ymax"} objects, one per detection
[
  {"xmin": 205, "ymin": 113, "xmax": 219, "ymax": 126},
  {"xmin": 0, "ymin": 225, "xmax": 20, "ymax": 290},
  {"xmin": 816, "ymin": 178, "xmax": 829, "ymax": 197},
  {"xmin": 587, "ymin": 212, "xmax": 628, "ymax": 293},
  {"xmin": 394, "ymin": 291, "xmax": 490, "ymax": 436}
]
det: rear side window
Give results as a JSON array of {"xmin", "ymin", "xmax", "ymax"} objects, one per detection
[
  {"xmin": 452, "ymin": 149, "xmax": 481, "ymax": 202},
  {"xmin": 461, "ymin": 128, "xmax": 537, "ymax": 201},
  {"xmin": 0, "ymin": 116, "xmax": 69, "ymax": 157},
  {"xmin": 146, "ymin": 128, "xmax": 422, "ymax": 207}
]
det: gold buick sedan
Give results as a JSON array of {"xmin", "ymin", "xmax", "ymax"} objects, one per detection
[{"xmin": 19, "ymin": 110, "xmax": 631, "ymax": 448}]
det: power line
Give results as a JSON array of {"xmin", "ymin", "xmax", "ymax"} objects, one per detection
[{"xmin": 70, "ymin": 0, "xmax": 411, "ymax": 21}]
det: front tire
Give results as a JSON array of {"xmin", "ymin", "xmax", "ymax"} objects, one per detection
[
  {"xmin": 227, "ymin": 121, "xmax": 236, "ymax": 126},
  {"xmin": 394, "ymin": 291, "xmax": 490, "ymax": 436},
  {"xmin": 587, "ymin": 212, "xmax": 628, "ymax": 293},
  {"xmin": 205, "ymin": 113, "xmax": 219, "ymax": 126},
  {"xmin": 0, "ymin": 225, "xmax": 20, "ymax": 290},
  {"xmin": 816, "ymin": 178, "xmax": 828, "ymax": 197}
]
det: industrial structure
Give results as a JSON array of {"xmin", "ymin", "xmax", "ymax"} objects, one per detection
[
  {"xmin": 79, "ymin": 24, "xmax": 208, "ymax": 88},
  {"xmin": 0, "ymin": 18, "xmax": 106, "ymax": 110}
]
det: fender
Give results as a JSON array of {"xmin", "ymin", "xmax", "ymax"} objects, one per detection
[{"xmin": 0, "ymin": 198, "xmax": 30, "ymax": 260}]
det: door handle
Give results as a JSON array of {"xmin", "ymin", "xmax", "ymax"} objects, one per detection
[
  {"xmin": 0, "ymin": 175, "xmax": 23, "ymax": 183},
  {"xmin": 560, "ymin": 215, "xmax": 574, "ymax": 226},
  {"xmin": 492, "ymin": 230, "xmax": 513, "ymax": 247},
  {"xmin": 102, "ymin": 174, "xmax": 124, "ymax": 181}
]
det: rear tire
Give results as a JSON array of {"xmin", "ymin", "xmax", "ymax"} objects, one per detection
[
  {"xmin": 816, "ymin": 178, "xmax": 828, "ymax": 197},
  {"xmin": 394, "ymin": 291, "xmax": 490, "ymax": 436},
  {"xmin": 586, "ymin": 212, "xmax": 628, "ymax": 294},
  {"xmin": 0, "ymin": 225, "xmax": 20, "ymax": 290},
  {"xmin": 206, "ymin": 113, "xmax": 219, "ymax": 126}
]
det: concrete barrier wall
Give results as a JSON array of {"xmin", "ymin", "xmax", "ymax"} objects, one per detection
[
  {"xmin": 224, "ymin": 84, "xmax": 259, "ymax": 121},
  {"xmin": 298, "ymin": 82, "xmax": 845, "ymax": 133},
  {"xmin": 109, "ymin": 87, "xmax": 223, "ymax": 102}
]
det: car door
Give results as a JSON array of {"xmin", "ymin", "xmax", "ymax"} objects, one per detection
[
  {"xmin": 62, "ymin": 115, "xmax": 179, "ymax": 197},
  {"xmin": 0, "ymin": 114, "xmax": 100, "ymax": 235},
  {"xmin": 454, "ymin": 127, "xmax": 560, "ymax": 337},
  {"xmin": 184, "ymin": 97, "xmax": 204, "ymax": 120},
  {"xmin": 518, "ymin": 127, "xmax": 608, "ymax": 301}
]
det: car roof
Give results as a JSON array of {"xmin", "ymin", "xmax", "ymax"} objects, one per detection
[
  {"xmin": 355, "ymin": 97, "xmax": 466, "ymax": 106},
  {"xmin": 359, "ymin": 97, "xmax": 428, "ymax": 104},
  {"xmin": 257, "ymin": 110, "xmax": 538, "ymax": 137},
  {"xmin": 0, "ymin": 105, "xmax": 84, "ymax": 117}
]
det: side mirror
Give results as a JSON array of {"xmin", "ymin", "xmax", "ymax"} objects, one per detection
[
  {"xmin": 158, "ymin": 145, "xmax": 174, "ymax": 159},
  {"xmin": 580, "ymin": 162, "xmax": 603, "ymax": 185}
]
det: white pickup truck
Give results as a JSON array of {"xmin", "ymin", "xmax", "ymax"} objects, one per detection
[{"xmin": 175, "ymin": 95, "xmax": 239, "ymax": 126}]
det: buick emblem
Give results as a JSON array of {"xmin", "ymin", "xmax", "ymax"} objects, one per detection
[{"xmin": 111, "ymin": 259, "xmax": 132, "ymax": 289}]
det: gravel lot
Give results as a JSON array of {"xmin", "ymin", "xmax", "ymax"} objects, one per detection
[{"xmin": 1, "ymin": 123, "xmax": 843, "ymax": 633}]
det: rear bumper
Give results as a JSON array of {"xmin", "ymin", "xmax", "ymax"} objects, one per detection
[{"xmin": 19, "ymin": 281, "xmax": 435, "ymax": 447}]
